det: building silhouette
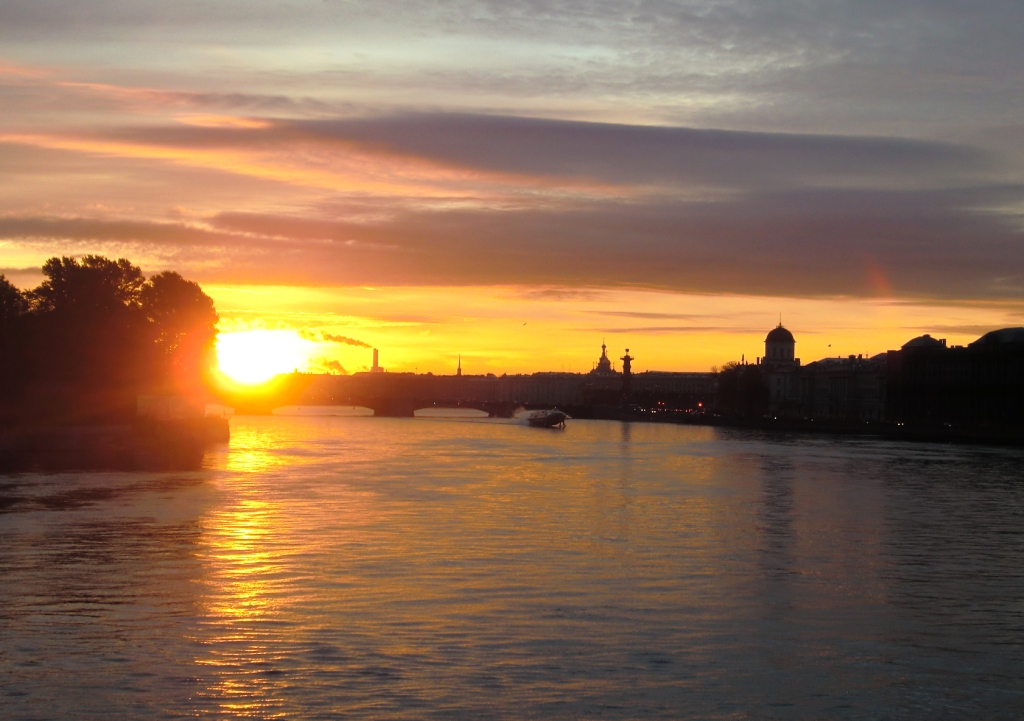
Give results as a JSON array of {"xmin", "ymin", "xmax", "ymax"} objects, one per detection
[
  {"xmin": 303, "ymin": 328, "xmax": 1024, "ymax": 432},
  {"xmin": 736, "ymin": 322, "xmax": 1024, "ymax": 427},
  {"xmin": 886, "ymin": 328, "xmax": 1024, "ymax": 428},
  {"xmin": 760, "ymin": 324, "xmax": 801, "ymax": 415},
  {"xmin": 590, "ymin": 341, "xmax": 616, "ymax": 376},
  {"xmin": 620, "ymin": 349, "xmax": 634, "ymax": 395},
  {"xmin": 747, "ymin": 323, "xmax": 886, "ymax": 421}
]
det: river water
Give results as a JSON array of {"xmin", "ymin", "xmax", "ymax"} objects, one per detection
[{"xmin": 2, "ymin": 415, "xmax": 1023, "ymax": 719}]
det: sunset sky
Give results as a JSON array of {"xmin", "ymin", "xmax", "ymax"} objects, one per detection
[{"xmin": 2, "ymin": 2, "xmax": 1023, "ymax": 375}]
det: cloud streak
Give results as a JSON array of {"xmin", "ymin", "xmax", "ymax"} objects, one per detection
[
  {"xmin": 5, "ymin": 113, "xmax": 991, "ymax": 196},
  {"xmin": 4, "ymin": 175, "xmax": 1023, "ymax": 301},
  {"xmin": 291, "ymin": 114, "xmax": 992, "ymax": 190},
  {"xmin": 2, "ymin": 3, "xmax": 1023, "ymax": 311}
]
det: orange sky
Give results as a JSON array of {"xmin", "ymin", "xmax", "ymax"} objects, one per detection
[
  {"xmin": 203, "ymin": 284, "xmax": 1024, "ymax": 376},
  {"xmin": 2, "ymin": 5, "xmax": 1023, "ymax": 375}
]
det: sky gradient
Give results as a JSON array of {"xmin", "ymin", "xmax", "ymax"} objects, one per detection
[{"xmin": 2, "ymin": 1, "xmax": 1022, "ymax": 374}]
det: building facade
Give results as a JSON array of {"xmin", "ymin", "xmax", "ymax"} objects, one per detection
[
  {"xmin": 760, "ymin": 324, "xmax": 802, "ymax": 416},
  {"xmin": 886, "ymin": 328, "xmax": 1024, "ymax": 428},
  {"xmin": 751, "ymin": 324, "xmax": 886, "ymax": 422}
]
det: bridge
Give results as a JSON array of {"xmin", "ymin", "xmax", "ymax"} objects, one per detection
[
  {"xmin": 215, "ymin": 372, "xmax": 527, "ymax": 417},
  {"xmin": 214, "ymin": 369, "xmax": 714, "ymax": 417},
  {"xmin": 298, "ymin": 373, "xmax": 522, "ymax": 417}
]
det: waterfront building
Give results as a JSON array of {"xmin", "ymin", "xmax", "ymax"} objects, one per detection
[
  {"xmin": 499, "ymin": 372, "xmax": 583, "ymax": 406},
  {"xmin": 760, "ymin": 324, "xmax": 801, "ymax": 416},
  {"xmin": 886, "ymin": 327, "xmax": 1024, "ymax": 428},
  {"xmin": 630, "ymin": 370, "xmax": 717, "ymax": 412},
  {"xmin": 798, "ymin": 354, "xmax": 887, "ymax": 422},
  {"xmin": 746, "ymin": 324, "xmax": 886, "ymax": 422},
  {"xmin": 631, "ymin": 371, "xmax": 716, "ymax": 397}
]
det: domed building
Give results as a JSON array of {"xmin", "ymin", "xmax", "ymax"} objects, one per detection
[
  {"xmin": 760, "ymin": 323, "xmax": 801, "ymax": 413},
  {"xmin": 763, "ymin": 323, "xmax": 797, "ymax": 365},
  {"xmin": 590, "ymin": 341, "xmax": 617, "ymax": 377},
  {"xmin": 969, "ymin": 327, "xmax": 1024, "ymax": 347},
  {"xmin": 902, "ymin": 334, "xmax": 946, "ymax": 350}
]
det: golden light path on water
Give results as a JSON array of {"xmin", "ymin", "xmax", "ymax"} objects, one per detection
[{"xmin": 2, "ymin": 415, "xmax": 1024, "ymax": 718}]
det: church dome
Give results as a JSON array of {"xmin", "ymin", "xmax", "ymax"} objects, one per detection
[
  {"xmin": 970, "ymin": 327, "xmax": 1024, "ymax": 346},
  {"xmin": 902, "ymin": 334, "xmax": 945, "ymax": 350},
  {"xmin": 765, "ymin": 325, "xmax": 795, "ymax": 344}
]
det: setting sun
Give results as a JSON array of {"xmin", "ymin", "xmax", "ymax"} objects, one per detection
[{"xmin": 216, "ymin": 329, "xmax": 312, "ymax": 385}]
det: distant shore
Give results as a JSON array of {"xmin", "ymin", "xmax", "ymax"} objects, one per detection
[
  {"xmin": 268, "ymin": 403, "xmax": 1024, "ymax": 449},
  {"xmin": 606, "ymin": 411, "xmax": 1024, "ymax": 448}
]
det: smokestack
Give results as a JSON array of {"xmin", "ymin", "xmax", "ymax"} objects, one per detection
[{"xmin": 373, "ymin": 348, "xmax": 378, "ymax": 369}]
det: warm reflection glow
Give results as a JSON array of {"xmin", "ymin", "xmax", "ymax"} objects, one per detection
[
  {"xmin": 192, "ymin": 420, "xmax": 386, "ymax": 717},
  {"xmin": 196, "ymin": 494, "xmax": 285, "ymax": 716},
  {"xmin": 222, "ymin": 423, "xmax": 284, "ymax": 473},
  {"xmin": 216, "ymin": 329, "xmax": 312, "ymax": 385},
  {"xmin": 204, "ymin": 498, "xmax": 279, "ymax": 620}
]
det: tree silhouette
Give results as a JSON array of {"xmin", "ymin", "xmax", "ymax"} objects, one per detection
[
  {"xmin": 26, "ymin": 257, "xmax": 149, "ymax": 397},
  {"xmin": 0, "ymin": 274, "xmax": 28, "ymax": 399},
  {"xmin": 0, "ymin": 256, "xmax": 219, "ymax": 425},
  {"xmin": 716, "ymin": 361, "xmax": 769, "ymax": 418},
  {"xmin": 141, "ymin": 271, "xmax": 219, "ymax": 392},
  {"xmin": 30, "ymin": 256, "xmax": 146, "ymax": 314},
  {"xmin": 0, "ymin": 274, "xmax": 27, "ymax": 323}
]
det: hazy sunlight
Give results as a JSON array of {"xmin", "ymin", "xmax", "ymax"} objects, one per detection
[{"xmin": 217, "ymin": 329, "xmax": 311, "ymax": 385}]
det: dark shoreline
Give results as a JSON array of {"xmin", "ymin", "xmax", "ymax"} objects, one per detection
[
  {"xmin": 537, "ymin": 404, "xmax": 1024, "ymax": 448},
  {"xmin": 5, "ymin": 409, "xmax": 1021, "ymax": 476},
  {"xmin": 616, "ymin": 413, "xmax": 1024, "ymax": 448},
  {"xmin": 0, "ymin": 417, "xmax": 229, "ymax": 473}
]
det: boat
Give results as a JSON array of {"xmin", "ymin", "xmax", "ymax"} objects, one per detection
[{"xmin": 525, "ymin": 408, "xmax": 567, "ymax": 428}]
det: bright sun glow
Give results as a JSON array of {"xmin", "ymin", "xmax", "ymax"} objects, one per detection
[{"xmin": 216, "ymin": 330, "xmax": 312, "ymax": 385}]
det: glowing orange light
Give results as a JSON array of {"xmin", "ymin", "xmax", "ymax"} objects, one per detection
[{"xmin": 216, "ymin": 329, "xmax": 312, "ymax": 385}]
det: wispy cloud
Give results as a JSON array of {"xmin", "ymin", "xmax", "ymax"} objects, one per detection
[
  {"xmin": 586, "ymin": 311, "xmax": 722, "ymax": 321},
  {"xmin": 578, "ymin": 326, "xmax": 771, "ymax": 335},
  {"xmin": 2, "ymin": 2, "xmax": 1024, "ymax": 311},
  {"xmin": 3, "ymin": 170, "xmax": 1024, "ymax": 301}
]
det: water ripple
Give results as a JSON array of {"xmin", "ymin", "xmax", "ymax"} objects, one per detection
[{"xmin": 2, "ymin": 416, "xmax": 1023, "ymax": 719}]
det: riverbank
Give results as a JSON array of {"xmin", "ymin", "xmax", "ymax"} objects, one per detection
[
  {"xmin": 0, "ymin": 417, "xmax": 229, "ymax": 472},
  {"xmin": 544, "ymin": 404, "xmax": 1024, "ymax": 447},
  {"xmin": 632, "ymin": 412, "xmax": 1024, "ymax": 448}
]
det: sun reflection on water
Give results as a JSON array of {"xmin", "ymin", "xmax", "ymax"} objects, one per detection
[
  {"xmin": 222, "ymin": 425, "xmax": 284, "ymax": 474},
  {"xmin": 191, "ymin": 417, "xmax": 393, "ymax": 717},
  {"xmin": 194, "ymin": 486, "xmax": 288, "ymax": 715}
]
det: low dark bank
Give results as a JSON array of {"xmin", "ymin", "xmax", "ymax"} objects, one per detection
[
  {"xmin": 0, "ymin": 417, "xmax": 229, "ymax": 472},
  {"xmin": 523, "ymin": 404, "xmax": 1024, "ymax": 448},
  {"xmin": 578, "ymin": 406, "xmax": 1024, "ymax": 448}
]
